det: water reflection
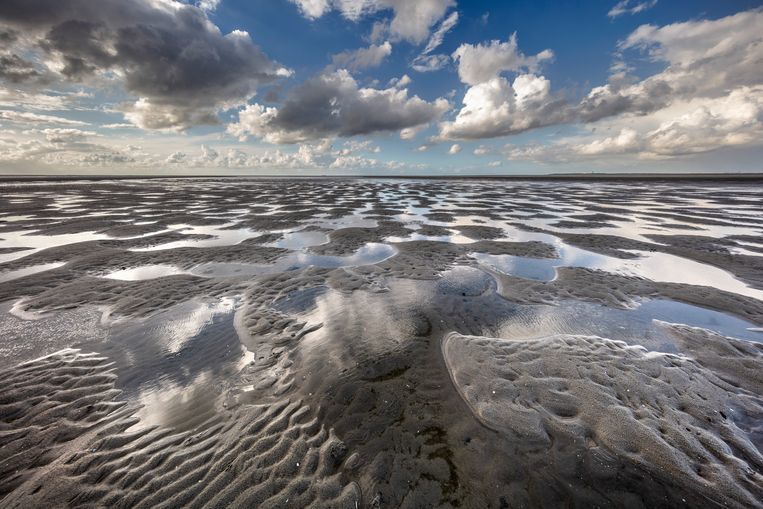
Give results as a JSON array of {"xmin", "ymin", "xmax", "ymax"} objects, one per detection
[
  {"xmin": 284, "ymin": 242, "xmax": 396, "ymax": 269},
  {"xmin": 190, "ymin": 242, "xmax": 397, "ymax": 277},
  {"xmin": 104, "ymin": 264, "xmax": 188, "ymax": 281},
  {"xmin": 386, "ymin": 231, "xmax": 474, "ymax": 244},
  {"xmin": 0, "ymin": 230, "xmax": 112, "ymax": 263},
  {"xmin": 474, "ymin": 244, "xmax": 763, "ymax": 301},
  {"xmin": 129, "ymin": 371, "xmax": 220, "ymax": 432},
  {"xmin": 88, "ymin": 297, "xmax": 245, "ymax": 432},
  {"xmin": 0, "ymin": 262, "xmax": 65, "ymax": 283},
  {"xmin": 273, "ymin": 268, "xmax": 763, "ymax": 407},
  {"xmin": 131, "ymin": 223, "xmax": 259, "ymax": 251},
  {"xmin": 268, "ymin": 230, "xmax": 329, "ymax": 249},
  {"xmin": 495, "ymin": 298, "xmax": 763, "ymax": 352}
]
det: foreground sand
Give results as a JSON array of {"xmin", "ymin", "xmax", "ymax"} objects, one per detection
[{"xmin": 0, "ymin": 178, "xmax": 762, "ymax": 508}]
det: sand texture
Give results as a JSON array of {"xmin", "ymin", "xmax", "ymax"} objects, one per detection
[
  {"xmin": 0, "ymin": 178, "xmax": 762, "ymax": 507},
  {"xmin": 443, "ymin": 331, "xmax": 763, "ymax": 507}
]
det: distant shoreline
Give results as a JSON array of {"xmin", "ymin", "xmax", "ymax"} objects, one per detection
[{"xmin": 1, "ymin": 172, "xmax": 763, "ymax": 182}]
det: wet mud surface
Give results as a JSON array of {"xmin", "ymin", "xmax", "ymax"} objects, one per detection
[{"xmin": 0, "ymin": 178, "xmax": 762, "ymax": 508}]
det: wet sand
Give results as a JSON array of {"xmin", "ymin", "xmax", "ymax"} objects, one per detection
[{"xmin": 1, "ymin": 178, "xmax": 762, "ymax": 508}]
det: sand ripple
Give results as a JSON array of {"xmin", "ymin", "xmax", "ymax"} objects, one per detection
[
  {"xmin": 443, "ymin": 330, "xmax": 763, "ymax": 508},
  {"xmin": 1, "ymin": 178, "xmax": 763, "ymax": 507}
]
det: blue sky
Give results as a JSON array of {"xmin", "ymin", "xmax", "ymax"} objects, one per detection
[{"xmin": 0, "ymin": 0, "xmax": 762, "ymax": 174}]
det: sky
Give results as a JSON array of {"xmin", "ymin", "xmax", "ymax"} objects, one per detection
[{"xmin": 0, "ymin": 0, "xmax": 762, "ymax": 175}]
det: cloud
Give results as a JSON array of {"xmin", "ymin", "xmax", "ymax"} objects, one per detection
[
  {"xmin": 580, "ymin": 8, "xmax": 763, "ymax": 121},
  {"xmin": 508, "ymin": 86, "xmax": 763, "ymax": 161},
  {"xmin": 200, "ymin": 144, "xmax": 219, "ymax": 163},
  {"xmin": 228, "ymin": 69, "xmax": 450, "ymax": 143},
  {"xmin": 410, "ymin": 54, "xmax": 451, "ymax": 73},
  {"xmin": 331, "ymin": 41, "xmax": 392, "ymax": 71},
  {"xmin": 411, "ymin": 11, "xmax": 458, "ymax": 72},
  {"xmin": 197, "ymin": 0, "xmax": 221, "ymax": 12},
  {"xmin": 188, "ymin": 141, "xmax": 416, "ymax": 172},
  {"xmin": 35, "ymin": 127, "xmax": 99, "ymax": 143},
  {"xmin": 101, "ymin": 123, "xmax": 137, "ymax": 129},
  {"xmin": 0, "ymin": 110, "xmax": 87, "ymax": 125},
  {"xmin": 437, "ymin": 74, "xmax": 567, "ymax": 140},
  {"xmin": 0, "ymin": 53, "xmax": 48, "ymax": 84},
  {"xmin": 342, "ymin": 139, "xmax": 381, "ymax": 153},
  {"xmin": 288, "ymin": 0, "xmax": 455, "ymax": 43},
  {"xmin": 447, "ymin": 143, "xmax": 461, "ymax": 154},
  {"xmin": 0, "ymin": 124, "xmax": 419, "ymax": 172},
  {"xmin": 0, "ymin": 125, "xmax": 136, "ymax": 168},
  {"xmin": 0, "ymin": 87, "xmax": 74, "ymax": 111},
  {"xmin": 400, "ymin": 124, "xmax": 426, "ymax": 140},
  {"xmin": 565, "ymin": 7, "xmax": 763, "ymax": 160},
  {"xmin": 437, "ymin": 34, "xmax": 561, "ymax": 140},
  {"xmin": 586, "ymin": 88, "xmax": 763, "ymax": 157},
  {"xmin": 421, "ymin": 11, "xmax": 458, "ymax": 55},
  {"xmin": 289, "ymin": 0, "xmax": 331, "ymax": 18},
  {"xmin": 451, "ymin": 33, "xmax": 554, "ymax": 86},
  {"xmin": 441, "ymin": 8, "xmax": 763, "ymax": 146},
  {"xmin": 388, "ymin": 74, "xmax": 411, "ymax": 88},
  {"xmin": 608, "ymin": 0, "xmax": 657, "ymax": 19},
  {"xmin": 77, "ymin": 152, "xmax": 136, "ymax": 165},
  {"xmin": 166, "ymin": 151, "xmax": 188, "ymax": 164},
  {"xmin": 0, "ymin": 0, "xmax": 289, "ymax": 130}
]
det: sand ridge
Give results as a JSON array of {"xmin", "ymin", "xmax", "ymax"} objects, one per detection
[{"xmin": 442, "ymin": 330, "xmax": 763, "ymax": 508}]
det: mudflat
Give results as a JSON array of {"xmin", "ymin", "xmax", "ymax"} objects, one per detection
[{"xmin": 0, "ymin": 178, "xmax": 762, "ymax": 508}]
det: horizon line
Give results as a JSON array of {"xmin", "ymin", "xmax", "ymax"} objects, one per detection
[{"xmin": 2, "ymin": 172, "xmax": 763, "ymax": 181}]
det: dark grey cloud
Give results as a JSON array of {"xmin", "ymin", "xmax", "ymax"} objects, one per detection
[
  {"xmin": 0, "ymin": 27, "xmax": 18, "ymax": 43},
  {"xmin": 0, "ymin": 0, "xmax": 289, "ymax": 130},
  {"xmin": 0, "ymin": 53, "xmax": 45, "ymax": 84},
  {"xmin": 228, "ymin": 69, "xmax": 450, "ymax": 143},
  {"xmin": 577, "ymin": 79, "xmax": 673, "ymax": 122}
]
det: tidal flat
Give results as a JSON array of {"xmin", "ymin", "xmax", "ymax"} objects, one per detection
[{"xmin": 0, "ymin": 177, "xmax": 762, "ymax": 508}]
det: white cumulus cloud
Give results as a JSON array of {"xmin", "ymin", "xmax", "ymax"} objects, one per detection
[
  {"xmin": 438, "ymin": 74, "xmax": 566, "ymax": 140},
  {"xmin": 452, "ymin": 33, "xmax": 554, "ymax": 86},
  {"xmin": 288, "ymin": 0, "xmax": 455, "ymax": 43}
]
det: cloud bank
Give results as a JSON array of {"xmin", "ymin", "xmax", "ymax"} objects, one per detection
[
  {"xmin": 505, "ymin": 8, "xmax": 763, "ymax": 162},
  {"xmin": 0, "ymin": 0, "xmax": 289, "ymax": 130}
]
